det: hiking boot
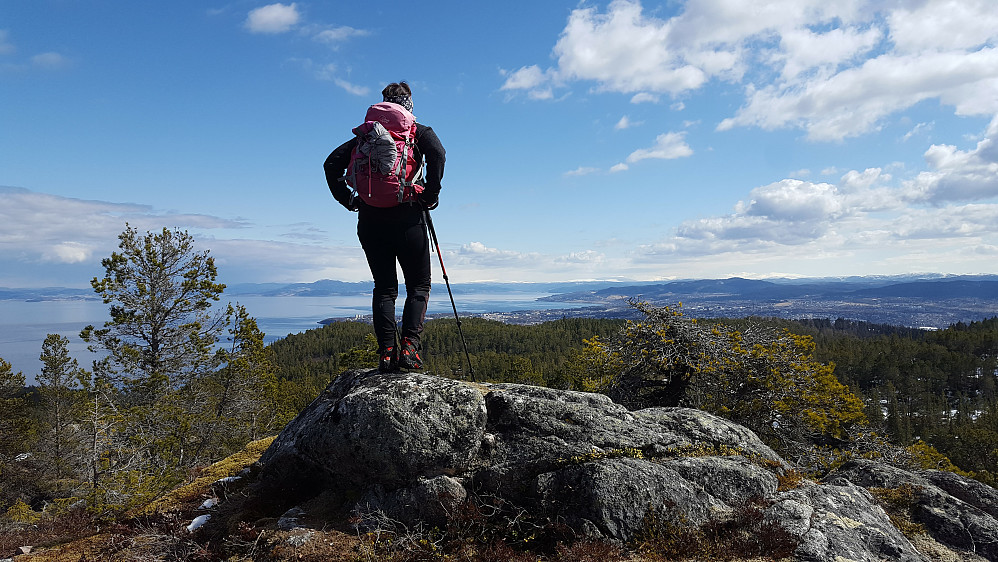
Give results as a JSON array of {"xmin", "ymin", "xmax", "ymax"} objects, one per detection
[
  {"xmin": 399, "ymin": 338, "xmax": 423, "ymax": 370},
  {"xmin": 379, "ymin": 346, "xmax": 397, "ymax": 373}
]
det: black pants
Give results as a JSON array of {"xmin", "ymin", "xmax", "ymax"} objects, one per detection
[{"xmin": 357, "ymin": 205, "xmax": 431, "ymax": 351}]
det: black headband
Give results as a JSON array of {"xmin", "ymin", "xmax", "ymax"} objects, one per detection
[{"xmin": 384, "ymin": 93, "xmax": 413, "ymax": 113}]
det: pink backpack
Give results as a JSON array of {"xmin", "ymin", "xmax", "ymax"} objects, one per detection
[{"xmin": 346, "ymin": 102, "xmax": 424, "ymax": 208}]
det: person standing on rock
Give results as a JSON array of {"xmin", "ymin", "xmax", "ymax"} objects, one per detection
[{"xmin": 324, "ymin": 81, "xmax": 446, "ymax": 373}]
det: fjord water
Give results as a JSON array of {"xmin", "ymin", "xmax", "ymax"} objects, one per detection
[{"xmin": 0, "ymin": 292, "xmax": 571, "ymax": 383}]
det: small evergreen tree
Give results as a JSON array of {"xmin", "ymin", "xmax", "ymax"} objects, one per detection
[
  {"xmin": 0, "ymin": 358, "xmax": 35, "ymax": 510},
  {"xmin": 79, "ymin": 224, "xmax": 228, "ymax": 507},
  {"xmin": 81, "ymin": 224, "xmax": 226, "ymax": 404},
  {"xmin": 190, "ymin": 303, "xmax": 284, "ymax": 459},
  {"xmin": 37, "ymin": 334, "xmax": 88, "ymax": 483}
]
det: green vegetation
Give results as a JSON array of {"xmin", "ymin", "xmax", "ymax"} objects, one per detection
[
  {"xmin": 868, "ymin": 483, "xmax": 928, "ymax": 539},
  {"xmin": 275, "ymin": 303, "xmax": 996, "ymax": 485},
  {"xmin": 749, "ymin": 316, "xmax": 998, "ymax": 484},
  {"xmin": 635, "ymin": 499, "xmax": 798, "ymax": 561},
  {"xmin": 0, "ymin": 227, "xmax": 304, "ymax": 524},
  {"xmin": 572, "ymin": 302, "xmax": 867, "ymax": 464}
]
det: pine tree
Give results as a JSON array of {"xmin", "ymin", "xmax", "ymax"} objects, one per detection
[
  {"xmin": 79, "ymin": 224, "xmax": 228, "ymax": 507},
  {"xmin": 0, "ymin": 358, "xmax": 34, "ymax": 510},
  {"xmin": 81, "ymin": 225, "xmax": 226, "ymax": 404},
  {"xmin": 0, "ymin": 358, "xmax": 29, "ymax": 454},
  {"xmin": 37, "ymin": 334, "xmax": 88, "ymax": 483},
  {"xmin": 189, "ymin": 303, "xmax": 283, "ymax": 459}
]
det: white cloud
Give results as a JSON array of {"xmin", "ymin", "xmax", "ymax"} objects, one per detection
[
  {"xmin": 719, "ymin": 48, "xmax": 998, "ymax": 140},
  {"xmin": 500, "ymin": 65, "xmax": 556, "ymax": 99},
  {"xmin": 902, "ymin": 122, "xmax": 933, "ymax": 142},
  {"xmin": 44, "ymin": 242, "xmax": 92, "ymax": 264},
  {"xmin": 609, "ymin": 163, "xmax": 629, "ymax": 173},
  {"xmin": 743, "ymin": 180, "xmax": 843, "ymax": 221},
  {"xmin": 625, "ymin": 132, "xmax": 693, "ymax": 163},
  {"xmin": 888, "ymin": 0, "xmax": 998, "ymax": 53},
  {"xmin": 504, "ymin": 0, "xmax": 998, "ymax": 142},
  {"xmin": 427, "ymin": 241, "xmax": 622, "ymax": 282},
  {"xmin": 0, "ymin": 188, "xmax": 245, "ymax": 267},
  {"xmin": 0, "ymin": 30, "xmax": 15, "ymax": 55},
  {"xmin": 296, "ymin": 59, "xmax": 369, "ymax": 95},
  {"xmin": 527, "ymin": 88, "xmax": 554, "ymax": 101},
  {"xmin": 457, "ymin": 242, "xmax": 535, "ymax": 265},
  {"xmin": 0, "ymin": 187, "xmax": 378, "ymax": 286},
  {"xmin": 615, "ymin": 115, "xmax": 639, "ymax": 130},
  {"xmin": 551, "ymin": 1, "xmax": 707, "ymax": 94},
  {"xmin": 628, "ymin": 117, "xmax": 998, "ymax": 274},
  {"xmin": 308, "ymin": 61, "xmax": 337, "ymax": 81},
  {"xmin": 630, "ymin": 92, "xmax": 659, "ymax": 104},
  {"xmin": 334, "ymin": 78, "xmax": 369, "ymax": 96},
  {"xmin": 30, "ymin": 52, "xmax": 68, "ymax": 69},
  {"xmin": 775, "ymin": 25, "xmax": 882, "ymax": 80},
  {"xmin": 501, "ymin": 65, "xmax": 546, "ymax": 90},
  {"xmin": 891, "ymin": 204, "xmax": 998, "ymax": 239},
  {"xmin": 904, "ymin": 117, "xmax": 998, "ymax": 203},
  {"xmin": 840, "ymin": 168, "xmax": 890, "ymax": 192},
  {"xmin": 564, "ymin": 167, "xmax": 599, "ymax": 177},
  {"xmin": 557, "ymin": 250, "xmax": 605, "ymax": 265},
  {"xmin": 245, "ymin": 3, "xmax": 300, "ymax": 34},
  {"xmin": 206, "ymin": 238, "xmax": 369, "ymax": 283},
  {"xmin": 669, "ymin": 0, "xmax": 865, "ymax": 47},
  {"xmin": 314, "ymin": 26, "xmax": 368, "ymax": 44}
]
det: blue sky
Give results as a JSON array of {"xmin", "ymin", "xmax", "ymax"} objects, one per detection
[{"xmin": 2, "ymin": 0, "xmax": 998, "ymax": 288}]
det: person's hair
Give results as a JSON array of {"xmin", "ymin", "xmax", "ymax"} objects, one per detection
[{"xmin": 382, "ymin": 82, "xmax": 411, "ymax": 99}]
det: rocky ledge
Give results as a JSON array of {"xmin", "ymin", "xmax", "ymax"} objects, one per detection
[{"xmin": 222, "ymin": 370, "xmax": 997, "ymax": 561}]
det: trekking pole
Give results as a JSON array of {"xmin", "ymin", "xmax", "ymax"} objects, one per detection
[{"xmin": 423, "ymin": 208, "xmax": 475, "ymax": 381}]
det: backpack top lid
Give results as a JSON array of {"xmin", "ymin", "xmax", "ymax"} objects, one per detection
[
  {"xmin": 365, "ymin": 102, "xmax": 415, "ymax": 135},
  {"xmin": 344, "ymin": 101, "xmax": 423, "ymax": 208}
]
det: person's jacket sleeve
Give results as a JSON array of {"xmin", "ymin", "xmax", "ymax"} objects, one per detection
[
  {"xmin": 416, "ymin": 124, "xmax": 445, "ymax": 199},
  {"xmin": 324, "ymin": 138, "xmax": 357, "ymax": 209}
]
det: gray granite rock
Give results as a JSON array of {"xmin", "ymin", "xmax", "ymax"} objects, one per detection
[{"xmin": 253, "ymin": 371, "xmax": 996, "ymax": 561}]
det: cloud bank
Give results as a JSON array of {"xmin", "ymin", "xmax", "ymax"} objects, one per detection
[
  {"xmin": 502, "ymin": 0, "xmax": 998, "ymax": 142},
  {"xmin": 0, "ymin": 187, "xmax": 370, "ymax": 287}
]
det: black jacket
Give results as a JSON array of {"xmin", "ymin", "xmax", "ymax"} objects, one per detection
[{"xmin": 324, "ymin": 123, "xmax": 446, "ymax": 211}]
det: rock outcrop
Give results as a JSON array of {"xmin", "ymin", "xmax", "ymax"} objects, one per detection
[
  {"xmin": 830, "ymin": 459, "xmax": 998, "ymax": 560},
  {"xmin": 240, "ymin": 370, "xmax": 998, "ymax": 561}
]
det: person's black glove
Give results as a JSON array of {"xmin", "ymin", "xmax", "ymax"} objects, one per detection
[
  {"xmin": 418, "ymin": 189, "xmax": 439, "ymax": 210},
  {"xmin": 343, "ymin": 194, "xmax": 360, "ymax": 212},
  {"xmin": 331, "ymin": 178, "xmax": 359, "ymax": 211}
]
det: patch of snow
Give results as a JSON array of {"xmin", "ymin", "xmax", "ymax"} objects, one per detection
[{"xmin": 186, "ymin": 514, "xmax": 210, "ymax": 533}]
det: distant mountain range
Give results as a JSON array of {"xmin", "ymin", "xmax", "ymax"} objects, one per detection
[
  {"xmin": 224, "ymin": 280, "xmax": 632, "ymax": 297},
  {"xmin": 531, "ymin": 275, "xmax": 998, "ymax": 328},
  {"xmin": 538, "ymin": 275, "xmax": 998, "ymax": 303},
  {"xmin": 0, "ymin": 287, "xmax": 95, "ymax": 301},
  {"xmin": 4, "ymin": 275, "xmax": 997, "ymax": 302},
  {"xmin": 4, "ymin": 275, "xmax": 998, "ymax": 328}
]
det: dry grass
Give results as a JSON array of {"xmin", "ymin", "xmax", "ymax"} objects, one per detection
[
  {"xmin": 633, "ymin": 500, "xmax": 797, "ymax": 562},
  {"xmin": 868, "ymin": 483, "xmax": 928, "ymax": 539},
  {"xmin": 136, "ymin": 435, "xmax": 276, "ymax": 516}
]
